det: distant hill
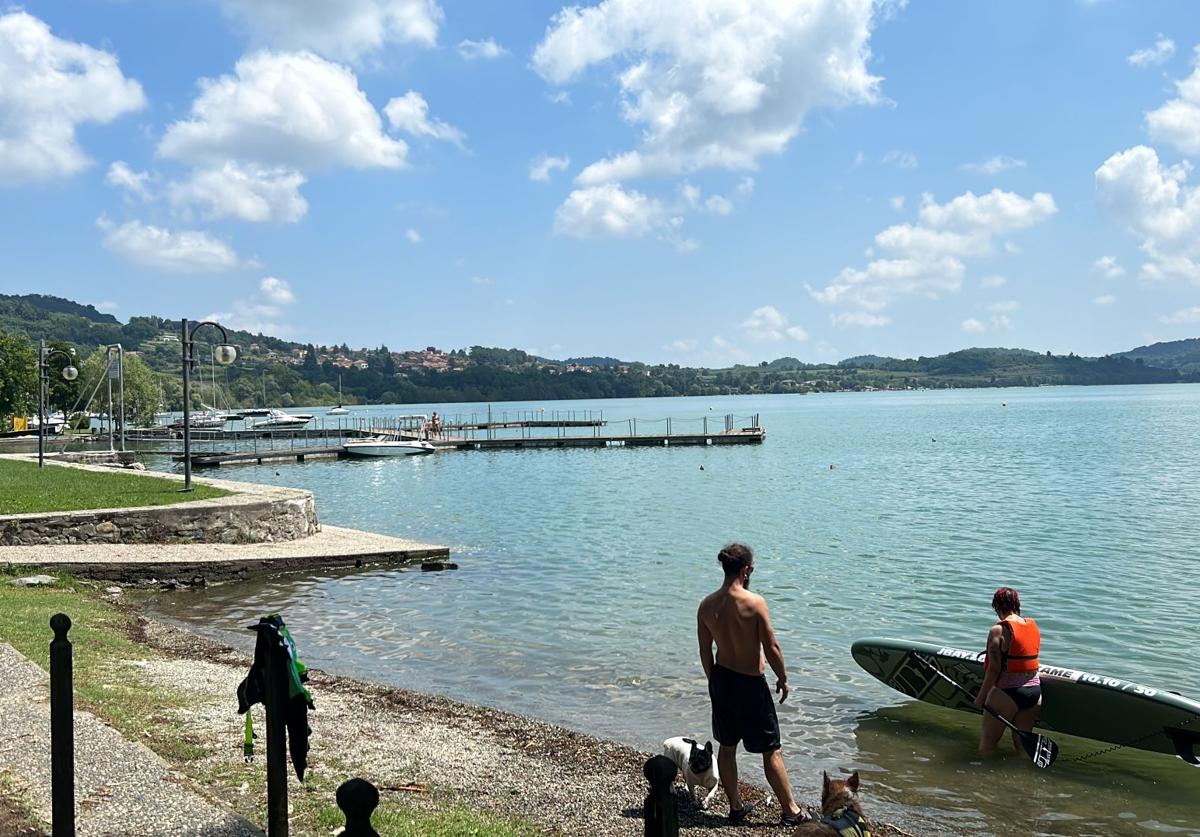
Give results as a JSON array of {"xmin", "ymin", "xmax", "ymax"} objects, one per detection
[
  {"xmin": 565, "ymin": 356, "xmax": 625, "ymax": 368},
  {"xmin": 0, "ymin": 292, "xmax": 1193, "ymax": 407},
  {"xmin": 839, "ymin": 354, "xmax": 895, "ymax": 368},
  {"xmin": 1116, "ymin": 338, "xmax": 1200, "ymax": 373},
  {"xmin": 0, "ymin": 294, "xmax": 119, "ymax": 324}
]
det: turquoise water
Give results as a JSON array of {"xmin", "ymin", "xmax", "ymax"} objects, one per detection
[{"xmin": 154, "ymin": 386, "xmax": 1200, "ymax": 835}]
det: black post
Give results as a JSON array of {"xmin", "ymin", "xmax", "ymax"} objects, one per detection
[
  {"xmin": 38, "ymin": 338, "xmax": 46, "ymax": 468},
  {"xmin": 336, "ymin": 778, "xmax": 380, "ymax": 837},
  {"xmin": 181, "ymin": 319, "xmax": 193, "ymax": 491},
  {"xmin": 263, "ymin": 635, "xmax": 290, "ymax": 837},
  {"xmin": 49, "ymin": 613, "xmax": 74, "ymax": 837},
  {"xmin": 643, "ymin": 755, "xmax": 678, "ymax": 837}
]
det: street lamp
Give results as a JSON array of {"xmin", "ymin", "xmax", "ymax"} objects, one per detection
[
  {"xmin": 37, "ymin": 340, "xmax": 79, "ymax": 468},
  {"xmin": 181, "ymin": 319, "xmax": 237, "ymax": 491}
]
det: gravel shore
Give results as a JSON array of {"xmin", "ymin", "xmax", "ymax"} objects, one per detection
[{"xmin": 133, "ymin": 613, "xmax": 926, "ymax": 836}]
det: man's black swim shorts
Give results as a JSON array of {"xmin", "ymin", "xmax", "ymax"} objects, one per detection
[{"xmin": 708, "ymin": 663, "xmax": 781, "ymax": 753}]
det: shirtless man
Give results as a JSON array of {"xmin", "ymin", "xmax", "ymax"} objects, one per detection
[{"xmin": 697, "ymin": 543, "xmax": 804, "ymax": 826}]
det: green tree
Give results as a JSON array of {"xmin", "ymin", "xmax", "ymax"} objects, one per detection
[
  {"xmin": 77, "ymin": 351, "xmax": 164, "ymax": 428},
  {"xmin": 0, "ymin": 327, "xmax": 37, "ymax": 429}
]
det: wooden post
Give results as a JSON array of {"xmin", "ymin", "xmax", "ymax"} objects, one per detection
[
  {"xmin": 263, "ymin": 632, "xmax": 290, "ymax": 837},
  {"xmin": 49, "ymin": 613, "xmax": 74, "ymax": 837},
  {"xmin": 643, "ymin": 755, "xmax": 678, "ymax": 837},
  {"xmin": 337, "ymin": 778, "xmax": 380, "ymax": 837}
]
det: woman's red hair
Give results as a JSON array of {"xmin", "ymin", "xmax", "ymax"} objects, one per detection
[{"xmin": 992, "ymin": 586, "xmax": 1021, "ymax": 615}]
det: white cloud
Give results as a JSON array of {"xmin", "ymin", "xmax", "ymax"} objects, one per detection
[
  {"xmin": 405, "ymin": 228, "xmax": 421, "ymax": 243},
  {"xmin": 259, "ymin": 276, "xmax": 295, "ymax": 304},
  {"xmin": 890, "ymin": 195, "xmax": 906, "ymax": 211},
  {"xmin": 704, "ymin": 195, "xmax": 733, "ymax": 215},
  {"xmin": 736, "ymin": 176, "xmax": 756, "ymax": 196},
  {"xmin": 1094, "ymin": 294, "xmax": 1117, "ymax": 305},
  {"xmin": 664, "ymin": 338, "xmax": 698, "ymax": 352},
  {"xmin": 529, "ymin": 154, "xmax": 570, "ymax": 182},
  {"xmin": 469, "ymin": 275, "xmax": 493, "ymax": 285},
  {"xmin": 832, "ymin": 311, "xmax": 890, "ymax": 328},
  {"xmin": 533, "ymin": 0, "xmax": 883, "ymax": 184},
  {"xmin": 882, "ymin": 150, "xmax": 918, "ymax": 169},
  {"xmin": 106, "ymin": 162, "xmax": 154, "ymax": 201},
  {"xmin": 987, "ymin": 300, "xmax": 1019, "ymax": 313},
  {"xmin": 0, "ymin": 11, "xmax": 145, "ymax": 184},
  {"xmin": 207, "ymin": 275, "xmax": 297, "ymax": 335},
  {"xmin": 962, "ymin": 155, "xmax": 1027, "ymax": 175},
  {"xmin": 160, "ymin": 51, "xmax": 406, "ymax": 171},
  {"xmin": 94, "ymin": 301, "xmax": 119, "ymax": 314},
  {"xmin": 554, "ymin": 183, "xmax": 664, "ymax": 238},
  {"xmin": 1093, "ymin": 255, "xmax": 1126, "ymax": 278},
  {"xmin": 1161, "ymin": 306, "xmax": 1200, "ymax": 324},
  {"xmin": 383, "ymin": 91, "xmax": 464, "ymax": 146},
  {"xmin": 168, "ymin": 162, "xmax": 307, "ymax": 223},
  {"xmin": 1145, "ymin": 50, "xmax": 1200, "ymax": 155},
  {"xmin": 457, "ymin": 38, "xmax": 507, "ymax": 60},
  {"xmin": 990, "ymin": 314, "xmax": 1013, "ymax": 330},
  {"xmin": 980, "ymin": 275, "xmax": 1007, "ymax": 288},
  {"xmin": 217, "ymin": 0, "xmax": 441, "ymax": 62},
  {"xmin": 961, "ymin": 317, "xmax": 987, "ymax": 334},
  {"xmin": 811, "ymin": 188, "xmax": 1057, "ymax": 313},
  {"xmin": 739, "ymin": 306, "xmax": 808, "ymax": 342},
  {"xmin": 98, "ymin": 217, "xmax": 245, "ymax": 271},
  {"xmin": 1128, "ymin": 35, "xmax": 1175, "ymax": 68},
  {"xmin": 1095, "ymin": 145, "xmax": 1200, "ymax": 281}
]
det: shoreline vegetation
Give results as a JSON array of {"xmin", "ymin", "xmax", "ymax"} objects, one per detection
[
  {"xmin": 0, "ymin": 571, "xmax": 921, "ymax": 836},
  {"xmin": 0, "ymin": 458, "xmax": 229, "ymax": 515},
  {"xmin": 1, "ymin": 294, "xmax": 1197, "ymax": 428}
]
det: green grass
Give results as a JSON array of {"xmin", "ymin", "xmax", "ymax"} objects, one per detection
[
  {"xmin": 0, "ymin": 573, "xmax": 548, "ymax": 836},
  {"xmin": 0, "ymin": 458, "xmax": 229, "ymax": 514}
]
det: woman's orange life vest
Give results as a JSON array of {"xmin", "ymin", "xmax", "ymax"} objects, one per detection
[{"xmin": 984, "ymin": 615, "xmax": 1040, "ymax": 673}]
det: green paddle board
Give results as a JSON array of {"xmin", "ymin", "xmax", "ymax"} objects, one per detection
[{"xmin": 852, "ymin": 637, "xmax": 1200, "ymax": 765}]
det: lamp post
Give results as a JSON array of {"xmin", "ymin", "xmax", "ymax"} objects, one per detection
[
  {"xmin": 37, "ymin": 340, "xmax": 79, "ymax": 468},
  {"xmin": 181, "ymin": 319, "xmax": 237, "ymax": 491}
]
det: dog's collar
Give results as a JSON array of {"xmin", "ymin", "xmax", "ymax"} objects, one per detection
[{"xmin": 820, "ymin": 806, "xmax": 870, "ymax": 837}]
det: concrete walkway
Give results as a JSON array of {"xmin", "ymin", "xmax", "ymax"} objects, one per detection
[
  {"xmin": 0, "ymin": 642, "xmax": 260, "ymax": 836},
  {"xmin": 0, "ymin": 524, "xmax": 449, "ymax": 585}
]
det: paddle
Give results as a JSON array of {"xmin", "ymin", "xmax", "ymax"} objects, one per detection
[{"xmin": 912, "ymin": 653, "xmax": 1059, "ymax": 768}]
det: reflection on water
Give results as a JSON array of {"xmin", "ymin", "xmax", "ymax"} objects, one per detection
[{"xmin": 151, "ymin": 387, "xmax": 1200, "ymax": 835}]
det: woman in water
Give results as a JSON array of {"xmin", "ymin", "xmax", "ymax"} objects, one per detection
[{"xmin": 975, "ymin": 586, "xmax": 1042, "ymax": 756}]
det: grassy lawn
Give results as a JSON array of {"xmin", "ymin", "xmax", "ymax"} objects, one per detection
[
  {"xmin": 0, "ymin": 572, "xmax": 545, "ymax": 836},
  {"xmin": 0, "ymin": 458, "xmax": 228, "ymax": 514}
]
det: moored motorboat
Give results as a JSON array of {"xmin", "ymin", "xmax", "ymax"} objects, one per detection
[
  {"xmin": 249, "ymin": 409, "xmax": 312, "ymax": 429},
  {"xmin": 343, "ymin": 438, "xmax": 436, "ymax": 456}
]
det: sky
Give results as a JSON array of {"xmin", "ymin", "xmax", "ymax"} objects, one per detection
[{"xmin": 2, "ymin": 0, "xmax": 1200, "ymax": 366}]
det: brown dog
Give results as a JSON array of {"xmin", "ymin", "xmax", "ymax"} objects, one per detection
[{"xmin": 793, "ymin": 771, "xmax": 870, "ymax": 837}]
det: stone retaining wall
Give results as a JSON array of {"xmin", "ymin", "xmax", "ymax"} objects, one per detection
[{"xmin": 0, "ymin": 460, "xmax": 317, "ymax": 546}]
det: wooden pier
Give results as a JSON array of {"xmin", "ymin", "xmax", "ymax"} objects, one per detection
[{"xmin": 148, "ymin": 412, "xmax": 764, "ymax": 468}]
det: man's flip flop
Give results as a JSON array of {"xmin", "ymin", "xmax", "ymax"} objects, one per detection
[
  {"xmin": 781, "ymin": 805, "xmax": 818, "ymax": 826},
  {"xmin": 728, "ymin": 802, "xmax": 754, "ymax": 825}
]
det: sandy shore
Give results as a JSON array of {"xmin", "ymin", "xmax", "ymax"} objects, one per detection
[{"xmin": 131, "ymin": 610, "xmax": 924, "ymax": 836}]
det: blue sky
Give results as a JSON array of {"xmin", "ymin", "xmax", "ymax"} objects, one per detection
[{"xmin": 2, "ymin": 1, "xmax": 1200, "ymax": 365}]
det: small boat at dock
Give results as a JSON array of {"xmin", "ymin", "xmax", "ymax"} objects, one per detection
[{"xmin": 343, "ymin": 438, "xmax": 436, "ymax": 456}]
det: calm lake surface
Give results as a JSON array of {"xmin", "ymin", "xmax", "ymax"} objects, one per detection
[{"xmin": 151, "ymin": 386, "xmax": 1200, "ymax": 835}]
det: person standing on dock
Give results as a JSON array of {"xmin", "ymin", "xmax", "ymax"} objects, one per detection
[{"xmin": 697, "ymin": 543, "xmax": 806, "ymax": 826}]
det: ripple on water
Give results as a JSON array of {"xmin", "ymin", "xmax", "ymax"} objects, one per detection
[{"xmin": 152, "ymin": 388, "xmax": 1200, "ymax": 836}]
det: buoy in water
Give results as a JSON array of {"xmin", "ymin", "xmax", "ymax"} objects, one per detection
[
  {"xmin": 700, "ymin": 465, "xmax": 705, "ymax": 471},
  {"xmin": 830, "ymin": 464, "xmax": 836, "ymax": 470},
  {"xmin": 1002, "ymin": 402, "xmax": 1007, "ymax": 407}
]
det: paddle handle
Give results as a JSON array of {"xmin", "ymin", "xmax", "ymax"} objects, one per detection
[{"xmin": 913, "ymin": 654, "xmax": 1022, "ymax": 734}]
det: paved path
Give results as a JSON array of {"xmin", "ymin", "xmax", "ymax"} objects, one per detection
[
  {"xmin": 0, "ymin": 642, "xmax": 261, "ymax": 836},
  {"xmin": 0, "ymin": 525, "xmax": 449, "ymax": 585}
]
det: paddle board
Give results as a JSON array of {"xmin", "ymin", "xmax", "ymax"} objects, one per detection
[{"xmin": 852, "ymin": 637, "xmax": 1200, "ymax": 764}]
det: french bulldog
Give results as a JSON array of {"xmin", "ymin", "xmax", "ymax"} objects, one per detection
[{"xmin": 662, "ymin": 736, "xmax": 720, "ymax": 809}]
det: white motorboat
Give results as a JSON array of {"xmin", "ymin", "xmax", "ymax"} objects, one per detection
[
  {"xmin": 343, "ymin": 438, "xmax": 436, "ymax": 457},
  {"xmin": 249, "ymin": 409, "xmax": 312, "ymax": 429}
]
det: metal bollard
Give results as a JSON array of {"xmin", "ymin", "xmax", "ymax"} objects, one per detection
[
  {"xmin": 336, "ymin": 778, "xmax": 380, "ymax": 837},
  {"xmin": 50, "ymin": 613, "xmax": 75, "ymax": 837},
  {"xmin": 643, "ymin": 754, "xmax": 678, "ymax": 837}
]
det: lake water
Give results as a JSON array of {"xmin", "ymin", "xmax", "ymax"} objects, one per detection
[{"xmin": 151, "ymin": 386, "xmax": 1200, "ymax": 835}]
